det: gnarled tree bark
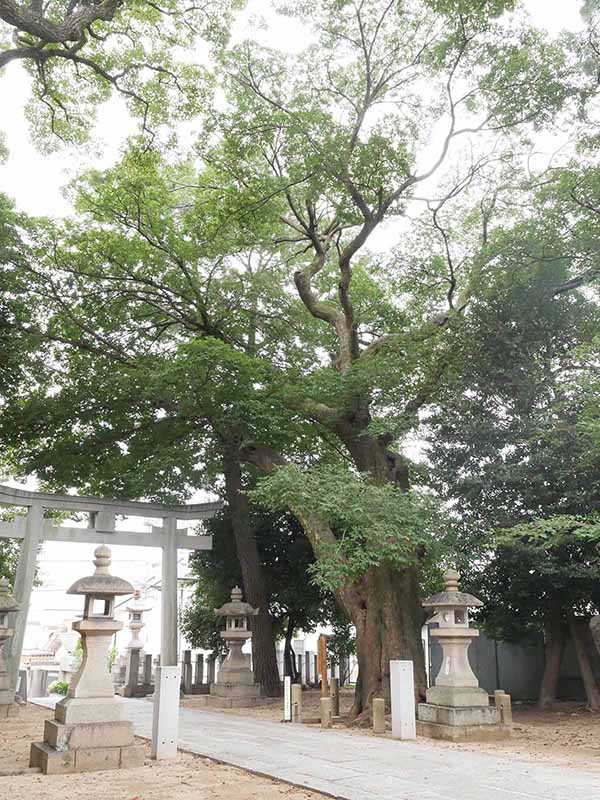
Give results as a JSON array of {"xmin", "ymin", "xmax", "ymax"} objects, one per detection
[
  {"xmin": 221, "ymin": 439, "xmax": 281, "ymax": 697},
  {"xmin": 242, "ymin": 436, "xmax": 428, "ymax": 720}
]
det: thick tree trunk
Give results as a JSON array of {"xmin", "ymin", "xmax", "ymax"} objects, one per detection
[
  {"xmin": 340, "ymin": 562, "xmax": 427, "ymax": 720},
  {"xmin": 567, "ymin": 612, "xmax": 600, "ymax": 712},
  {"xmin": 332, "ymin": 425, "xmax": 425, "ymax": 717},
  {"xmin": 539, "ymin": 615, "xmax": 566, "ymax": 709},
  {"xmin": 283, "ymin": 620, "xmax": 299, "ymax": 682},
  {"xmin": 221, "ymin": 443, "xmax": 281, "ymax": 697},
  {"xmin": 241, "ymin": 421, "xmax": 427, "ymax": 715}
]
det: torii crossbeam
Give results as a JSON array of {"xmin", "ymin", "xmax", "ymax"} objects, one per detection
[{"xmin": 0, "ymin": 484, "xmax": 222, "ymax": 691}]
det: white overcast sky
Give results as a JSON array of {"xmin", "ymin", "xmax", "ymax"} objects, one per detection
[{"xmin": 0, "ymin": 1, "xmax": 586, "ymax": 218}]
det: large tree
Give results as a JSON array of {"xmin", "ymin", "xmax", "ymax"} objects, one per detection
[
  {"xmin": 198, "ymin": 0, "xmax": 576, "ymax": 713},
  {"xmin": 0, "ymin": 0, "xmax": 583, "ymax": 715}
]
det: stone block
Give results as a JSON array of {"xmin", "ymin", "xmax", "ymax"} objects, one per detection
[
  {"xmin": 390, "ymin": 661, "xmax": 416, "ymax": 740},
  {"xmin": 291, "ymin": 684, "xmax": 302, "ymax": 723},
  {"xmin": 425, "ymin": 685, "xmax": 489, "ymax": 708},
  {"xmin": 55, "ymin": 696, "xmax": 125, "ymax": 724},
  {"xmin": 190, "ymin": 683, "xmax": 209, "ymax": 695},
  {"xmin": 44, "ymin": 719, "xmax": 135, "ymax": 750},
  {"xmin": 214, "ymin": 669, "xmax": 255, "ymax": 685},
  {"xmin": 30, "ymin": 741, "xmax": 76, "ymax": 774},
  {"xmin": 210, "ymin": 682, "xmax": 261, "ymax": 699},
  {"xmin": 416, "ymin": 719, "xmax": 511, "ymax": 742},
  {"xmin": 320, "ymin": 697, "xmax": 332, "ymax": 729},
  {"xmin": 151, "ymin": 665, "xmax": 180, "ymax": 760},
  {"xmin": 119, "ymin": 743, "xmax": 145, "ymax": 768},
  {"xmin": 74, "ymin": 746, "xmax": 121, "ymax": 772},
  {"xmin": 330, "ymin": 677, "xmax": 339, "ymax": 717},
  {"xmin": 417, "ymin": 703, "xmax": 501, "ymax": 727},
  {"xmin": 372, "ymin": 698, "xmax": 386, "ymax": 735},
  {"xmin": 494, "ymin": 691, "xmax": 513, "ymax": 726}
]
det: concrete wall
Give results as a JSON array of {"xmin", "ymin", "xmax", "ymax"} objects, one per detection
[
  {"xmin": 428, "ymin": 628, "xmax": 544, "ymax": 702},
  {"xmin": 427, "ymin": 623, "xmax": 600, "ymax": 702}
]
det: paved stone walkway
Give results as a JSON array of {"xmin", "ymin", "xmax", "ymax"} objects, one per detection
[{"xmin": 119, "ymin": 698, "xmax": 599, "ymax": 800}]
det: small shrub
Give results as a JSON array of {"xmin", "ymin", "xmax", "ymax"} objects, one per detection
[{"xmin": 48, "ymin": 679, "xmax": 69, "ymax": 696}]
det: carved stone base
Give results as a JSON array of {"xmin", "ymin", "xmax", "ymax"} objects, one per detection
[
  {"xmin": 186, "ymin": 683, "xmax": 210, "ymax": 695},
  {"xmin": 425, "ymin": 685, "xmax": 489, "ymax": 708},
  {"xmin": 30, "ymin": 693, "xmax": 144, "ymax": 774},
  {"xmin": 417, "ymin": 702, "xmax": 510, "ymax": 741},
  {"xmin": 30, "ymin": 716, "xmax": 144, "ymax": 774},
  {"xmin": 119, "ymin": 683, "xmax": 154, "ymax": 698},
  {"xmin": 191, "ymin": 681, "xmax": 266, "ymax": 708},
  {"xmin": 194, "ymin": 693, "xmax": 267, "ymax": 709},
  {"xmin": 210, "ymin": 681, "xmax": 262, "ymax": 699},
  {"xmin": 30, "ymin": 740, "xmax": 144, "ymax": 774}
]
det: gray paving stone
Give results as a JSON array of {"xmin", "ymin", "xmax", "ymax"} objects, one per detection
[
  {"xmin": 33, "ymin": 693, "xmax": 597, "ymax": 800},
  {"xmin": 115, "ymin": 699, "xmax": 600, "ymax": 800}
]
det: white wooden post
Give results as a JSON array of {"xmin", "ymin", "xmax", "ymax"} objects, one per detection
[
  {"xmin": 151, "ymin": 665, "xmax": 181, "ymax": 759},
  {"xmin": 7, "ymin": 504, "xmax": 43, "ymax": 689},
  {"xmin": 283, "ymin": 675, "xmax": 292, "ymax": 721},
  {"xmin": 390, "ymin": 660, "xmax": 416, "ymax": 740},
  {"xmin": 161, "ymin": 517, "xmax": 178, "ymax": 667}
]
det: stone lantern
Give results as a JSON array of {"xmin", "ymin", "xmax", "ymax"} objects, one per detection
[
  {"xmin": 202, "ymin": 586, "xmax": 264, "ymax": 708},
  {"xmin": 116, "ymin": 588, "xmax": 153, "ymax": 697},
  {"xmin": 422, "ymin": 568, "xmax": 486, "ymax": 707},
  {"xmin": 416, "ymin": 568, "xmax": 510, "ymax": 740},
  {"xmin": 0, "ymin": 577, "xmax": 19, "ymax": 718},
  {"xmin": 125, "ymin": 589, "xmax": 152, "ymax": 651},
  {"xmin": 30, "ymin": 545, "xmax": 145, "ymax": 773}
]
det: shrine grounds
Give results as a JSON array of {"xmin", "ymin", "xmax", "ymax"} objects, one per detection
[
  {"xmin": 0, "ymin": 704, "xmax": 322, "ymax": 800},
  {"xmin": 1, "ymin": 695, "xmax": 599, "ymax": 800}
]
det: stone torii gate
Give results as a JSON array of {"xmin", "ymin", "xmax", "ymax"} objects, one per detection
[{"xmin": 0, "ymin": 483, "xmax": 222, "ymax": 690}]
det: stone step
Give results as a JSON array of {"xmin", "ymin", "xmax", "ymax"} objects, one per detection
[{"xmin": 415, "ymin": 719, "xmax": 511, "ymax": 742}]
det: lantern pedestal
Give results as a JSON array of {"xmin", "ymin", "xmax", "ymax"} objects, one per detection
[
  {"xmin": 0, "ymin": 677, "xmax": 19, "ymax": 718},
  {"xmin": 29, "ymin": 546, "xmax": 145, "ymax": 773},
  {"xmin": 207, "ymin": 634, "xmax": 263, "ymax": 707},
  {"xmin": 0, "ymin": 577, "xmax": 19, "ymax": 719},
  {"xmin": 0, "ymin": 652, "xmax": 19, "ymax": 718},
  {"xmin": 416, "ymin": 569, "xmax": 511, "ymax": 741}
]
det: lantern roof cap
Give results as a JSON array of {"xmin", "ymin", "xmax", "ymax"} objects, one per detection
[
  {"xmin": 422, "ymin": 568, "xmax": 483, "ymax": 609},
  {"xmin": 214, "ymin": 586, "xmax": 259, "ymax": 617},
  {"xmin": 126, "ymin": 588, "xmax": 152, "ymax": 611},
  {"xmin": 0, "ymin": 577, "xmax": 18, "ymax": 613},
  {"xmin": 67, "ymin": 545, "xmax": 134, "ymax": 596}
]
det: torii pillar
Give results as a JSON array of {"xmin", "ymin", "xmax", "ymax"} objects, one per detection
[{"xmin": 160, "ymin": 517, "xmax": 178, "ymax": 666}]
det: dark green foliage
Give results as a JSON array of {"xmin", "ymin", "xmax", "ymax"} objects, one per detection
[
  {"xmin": 461, "ymin": 517, "xmax": 600, "ymax": 642},
  {"xmin": 180, "ymin": 508, "xmax": 342, "ymax": 653},
  {"xmin": 426, "ymin": 205, "xmax": 600, "ymax": 642}
]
